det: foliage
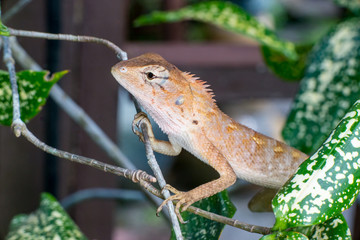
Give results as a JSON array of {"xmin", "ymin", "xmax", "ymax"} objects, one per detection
[
  {"xmin": 273, "ymin": 99, "xmax": 360, "ymax": 233},
  {"xmin": 6, "ymin": 193, "xmax": 87, "ymax": 240},
  {"xmin": 282, "ymin": 18, "xmax": 360, "ymax": 154},
  {"xmin": 135, "ymin": 1, "xmax": 360, "ymax": 239},
  {"xmin": 135, "ymin": 1, "xmax": 298, "ymax": 60},
  {"xmin": 0, "ymin": 9, "xmax": 9, "ymax": 36},
  {"xmin": 333, "ymin": 0, "xmax": 360, "ymax": 14},
  {"xmin": 170, "ymin": 190, "xmax": 236, "ymax": 240},
  {"xmin": 261, "ymin": 44, "xmax": 313, "ymax": 81},
  {"xmin": 0, "ymin": 70, "xmax": 67, "ymax": 126}
]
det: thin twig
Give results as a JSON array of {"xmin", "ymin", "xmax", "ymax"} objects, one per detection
[
  {"xmin": 2, "ymin": 35, "xmax": 155, "ymax": 184},
  {"xmin": 8, "ymin": 28, "xmax": 128, "ymax": 60},
  {"xmin": 60, "ymin": 188, "xmax": 145, "ymax": 209},
  {"xmin": 2, "ymin": 36, "xmax": 21, "ymax": 136},
  {"xmin": 140, "ymin": 178, "xmax": 272, "ymax": 235},
  {"xmin": 3, "ymin": 0, "xmax": 32, "ymax": 23},
  {"xmin": 141, "ymin": 123, "xmax": 183, "ymax": 240},
  {"xmin": 19, "ymin": 118, "xmax": 156, "ymax": 183},
  {"xmin": 7, "ymin": 30, "xmax": 274, "ymax": 236},
  {"xmin": 8, "ymin": 36, "xmax": 162, "ymax": 211}
]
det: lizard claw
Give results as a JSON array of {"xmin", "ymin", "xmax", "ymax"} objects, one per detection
[
  {"xmin": 156, "ymin": 184, "xmax": 195, "ymax": 224},
  {"xmin": 132, "ymin": 112, "xmax": 149, "ymax": 142}
]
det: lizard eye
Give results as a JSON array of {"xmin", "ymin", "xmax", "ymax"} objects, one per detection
[{"xmin": 146, "ymin": 72, "xmax": 156, "ymax": 80}]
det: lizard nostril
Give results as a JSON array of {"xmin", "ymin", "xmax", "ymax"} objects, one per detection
[{"xmin": 120, "ymin": 67, "xmax": 127, "ymax": 73}]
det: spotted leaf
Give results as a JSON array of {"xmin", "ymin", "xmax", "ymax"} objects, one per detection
[
  {"xmin": 282, "ymin": 18, "xmax": 360, "ymax": 154},
  {"xmin": 0, "ymin": 70, "xmax": 68, "ymax": 126},
  {"xmin": 273, "ymin": 99, "xmax": 360, "ymax": 230},
  {"xmin": 308, "ymin": 214, "xmax": 351, "ymax": 240},
  {"xmin": 333, "ymin": 0, "xmax": 360, "ymax": 15},
  {"xmin": 6, "ymin": 193, "xmax": 87, "ymax": 240},
  {"xmin": 260, "ymin": 231, "xmax": 308, "ymax": 240},
  {"xmin": 170, "ymin": 190, "xmax": 236, "ymax": 240},
  {"xmin": 135, "ymin": 1, "xmax": 297, "ymax": 60}
]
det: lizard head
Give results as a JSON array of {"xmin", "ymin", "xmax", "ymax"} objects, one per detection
[{"xmin": 111, "ymin": 53, "xmax": 216, "ymax": 134}]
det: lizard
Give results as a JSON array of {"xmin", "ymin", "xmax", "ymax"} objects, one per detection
[{"xmin": 111, "ymin": 53, "xmax": 309, "ymax": 221}]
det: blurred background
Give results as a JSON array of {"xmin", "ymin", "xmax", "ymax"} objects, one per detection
[{"xmin": 0, "ymin": 0, "xmax": 357, "ymax": 239}]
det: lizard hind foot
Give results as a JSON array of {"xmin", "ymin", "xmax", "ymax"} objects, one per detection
[{"xmin": 156, "ymin": 184, "xmax": 194, "ymax": 224}]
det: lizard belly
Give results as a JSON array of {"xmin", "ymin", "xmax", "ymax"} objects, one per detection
[{"xmin": 168, "ymin": 133, "xmax": 210, "ymax": 165}]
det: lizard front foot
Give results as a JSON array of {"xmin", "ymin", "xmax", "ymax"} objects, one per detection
[
  {"xmin": 157, "ymin": 185, "xmax": 197, "ymax": 224},
  {"xmin": 132, "ymin": 112, "xmax": 150, "ymax": 142}
]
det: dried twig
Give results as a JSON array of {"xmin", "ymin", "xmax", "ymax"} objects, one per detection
[
  {"xmin": 140, "ymin": 123, "xmax": 183, "ymax": 240},
  {"xmin": 3, "ymin": 0, "xmax": 32, "ymax": 23},
  {"xmin": 5, "ymin": 29, "xmax": 274, "ymax": 236},
  {"xmin": 140, "ymin": 177, "xmax": 272, "ymax": 235},
  {"xmin": 8, "ymin": 28, "xmax": 127, "ymax": 60},
  {"xmin": 2, "ymin": 35, "xmax": 155, "ymax": 184}
]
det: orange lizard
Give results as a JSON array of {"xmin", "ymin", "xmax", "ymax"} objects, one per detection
[{"xmin": 111, "ymin": 53, "xmax": 308, "ymax": 221}]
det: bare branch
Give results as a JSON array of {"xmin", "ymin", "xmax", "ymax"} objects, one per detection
[
  {"xmin": 2, "ymin": 35, "xmax": 155, "ymax": 185},
  {"xmin": 6, "ymin": 30, "xmax": 273, "ymax": 237},
  {"xmin": 140, "ymin": 123, "xmax": 183, "ymax": 240},
  {"xmin": 8, "ymin": 36, "xmax": 162, "ymax": 208},
  {"xmin": 141, "ymin": 179, "xmax": 272, "ymax": 235},
  {"xmin": 18, "ymin": 120, "xmax": 155, "ymax": 183},
  {"xmin": 8, "ymin": 28, "xmax": 127, "ymax": 60},
  {"xmin": 2, "ymin": 36, "xmax": 21, "ymax": 136},
  {"xmin": 3, "ymin": 0, "xmax": 32, "ymax": 23},
  {"xmin": 60, "ymin": 188, "xmax": 145, "ymax": 209}
]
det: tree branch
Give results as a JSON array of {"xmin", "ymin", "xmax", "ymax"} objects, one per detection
[
  {"xmin": 3, "ymin": 0, "xmax": 32, "ymax": 23},
  {"xmin": 2, "ymin": 35, "xmax": 155, "ymax": 184},
  {"xmin": 5, "ymin": 30, "xmax": 274, "ymax": 236},
  {"xmin": 8, "ymin": 28, "xmax": 127, "ymax": 60},
  {"xmin": 140, "ymin": 122, "xmax": 183, "ymax": 240}
]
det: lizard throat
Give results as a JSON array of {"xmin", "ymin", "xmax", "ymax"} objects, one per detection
[{"xmin": 138, "ymin": 99, "xmax": 184, "ymax": 135}]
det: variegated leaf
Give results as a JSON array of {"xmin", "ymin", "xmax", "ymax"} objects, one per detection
[
  {"xmin": 170, "ymin": 190, "xmax": 236, "ymax": 240},
  {"xmin": 273, "ymin": 99, "xmax": 360, "ymax": 230},
  {"xmin": 6, "ymin": 193, "xmax": 87, "ymax": 240},
  {"xmin": 0, "ymin": 70, "xmax": 68, "ymax": 126},
  {"xmin": 333, "ymin": 0, "xmax": 360, "ymax": 15},
  {"xmin": 309, "ymin": 214, "xmax": 351, "ymax": 240},
  {"xmin": 135, "ymin": 1, "xmax": 297, "ymax": 60},
  {"xmin": 260, "ymin": 231, "xmax": 308, "ymax": 240},
  {"xmin": 282, "ymin": 18, "xmax": 360, "ymax": 154}
]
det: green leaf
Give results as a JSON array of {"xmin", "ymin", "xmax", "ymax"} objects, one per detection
[
  {"xmin": 282, "ymin": 18, "xmax": 360, "ymax": 154},
  {"xmin": 333, "ymin": 0, "xmax": 360, "ymax": 15},
  {"xmin": 135, "ymin": 1, "xmax": 298, "ymax": 60},
  {"xmin": 261, "ymin": 44, "xmax": 313, "ymax": 81},
  {"xmin": 6, "ymin": 193, "xmax": 87, "ymax": 240},
  {"xmin": 273, "ymin": 99, "xmax": 360, "ymax": 230},
  {"xmin": 0, "ymin": 9, "xmax": 9, "ymax": 36},
  {"xmin": 309, "ymin": 214, "xmax": 351, "ymax": 240},
  {"xmin": 0, "ymin": 70, "xmax": 68, "ymax": 126},
  {"xmin": 260, "ymin": 231, "xmax": 308, "ymax": 240},
  {"xmin": 170, "ymin": 190, "xmax": 236, "ymax": 240}
]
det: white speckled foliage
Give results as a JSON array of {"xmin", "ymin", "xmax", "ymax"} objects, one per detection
[
  {"xmin": 170, "ymin": 191, "xmax": 236, "ymax": 240},
  {"xmin": 260, "ymin": 231, "xmax": 308, "ymax": 240},
  {"xmin": 282, "ymin": 18, "xmax": 360, "ymax": 154},
  {"xmin": 333, "ymin": 0, "xmax": 360, "ymax": 15},
  {"xmin": 135, "ymin": 1, "xmax": 297, "ymax": 60},
  {"xmin": 0, "ymin": 70, "xmax": 67, "ymax": 126},
  {"xmin": 6, "ymin": 193, "xmax": 87, "ymax": 240},
  {"xmin": 273, "ymin": 99, "xmax": 360, "ymax": 233}
]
